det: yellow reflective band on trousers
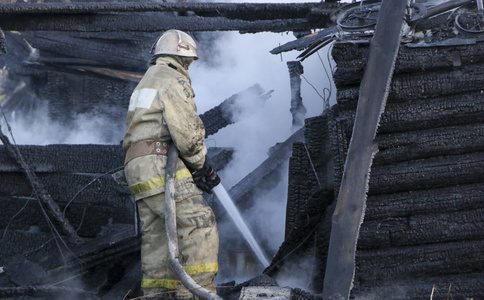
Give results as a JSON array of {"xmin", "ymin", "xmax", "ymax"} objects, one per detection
[
  {"xmin": 129, "ymin": 168, "xmax": 192, "ymax": 195},
  {"xmin": 184, "ymin": 262, "xmax": 218, "ymax": 275},
  {"xmin": 140, "ymin": 262, "xmax": 218, "ymax": 289},
  {"xmin": 141, "ymin": 278, "xmax": 179, "ymax": 289}
]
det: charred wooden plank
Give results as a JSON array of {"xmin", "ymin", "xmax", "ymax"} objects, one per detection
[
  {"xmin": 0, "ymin": 173, "xmax": 130, "ymax": 205},
  {"xmin": 285, "ymin": 143, "xmax": 320, "ymax": 239},
  {"xmin": 332, "ymin": 41, "xmax": 484, "ymax": 86},
  {"xmin": 369, "ymin": 151, "xmax": 484, "ymax": 195},
  {"xmin": 200, "ymin": 84, "xmax": 271, "ymax": 137},
  {"xmin": 0, "ymin": 230, "xmax": 55, "ymax": 263},
  {"xmin": 374, "ymin": 123, "xmax": 484, "ymax": 165},
  {"xmin": 336, "ymin": 91, "xmax": 484, "ymax": 135},
  {"xmin": 355, "ymin": 240, "xmax": 483, "ymax": 280},
  {"xmin": 0, "ymin": 15, "xmax": 330, "ymax": 33},
  {"xmin": 337, "ymin": 63, "xmax": 484, "ymax": 104},
  {"xmin": 389, "ymin": 209, "xmax": 483, "ymax": 246},
  {"xmin": 42, "ymin": 225, "xmax": 139, "ymax": 271},
  {"xmin": 0, "ymin": 2, "xmax": 337, "ymax": 20},
  {"xmin": 270, "ymin": 27, "xmax": 338, "ymax": 55},
  {"xmin": 0, "ymin": 2, "xmax": 340, "ymax": 33},
  {"xmin": 0, "ymin": 144, "xmax": 123, "ymax": 173},
  {"xmin": 0, "ymin": 196, "xmax": 134, "ymax": 238},
  {"xmin": 206, "ymin": 147, "xmax": 233, "ymax": 173},
  {"xmin": 364, "ymin": 183, "xmax": 484, "ymax": 220},
  {"xmin": 304, "ymin": 113, "xmax": 337, "ymax": 191},
  {"xmin": 21, "ymin": 31, "xmax": 152, "ymax": 72},
  {"xmin": 358, "ymin": 209, "xmax": 484, "ymax": 249},
  {"xmin": 323, "ymin": 1, "xmax": 409, "ymax": 298}
]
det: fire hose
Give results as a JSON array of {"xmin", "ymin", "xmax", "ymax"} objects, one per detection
[{"xmin": 164, "ymin": 146, "xmax": 222, "ymax": 300}]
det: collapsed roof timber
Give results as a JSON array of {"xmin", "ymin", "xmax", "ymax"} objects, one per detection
[
  {"xmin": 0, "ymin": 1, "xmax": 340, "ymax": 33},
  {"xmin": 0, "ymin": 0, "xmax": 484, "ymax": 300}
]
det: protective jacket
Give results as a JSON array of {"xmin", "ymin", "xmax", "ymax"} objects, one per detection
[
  {"xmin": 123, "ymin": 56, "xmax": 219, "ymax": 298},
  {"xmin": 123, "ymin": 56, "xmax": 207, "ymax": 201}
]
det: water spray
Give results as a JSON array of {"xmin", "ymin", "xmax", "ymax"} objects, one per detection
[{"xmin": 212, "ymin": 184, "xmax": 270, "ymax": 268}]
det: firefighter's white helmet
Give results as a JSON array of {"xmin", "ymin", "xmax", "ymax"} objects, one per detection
[{"xmin": 151, "ymin": 29, "xmax": 198, "ymax": 60}]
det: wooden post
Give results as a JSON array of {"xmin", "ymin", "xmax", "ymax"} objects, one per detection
[
  {"xmin": 322, "ymin": 0, "xmax": 409, "ymax": 299},
  {"xmin": 287, "ymin": 61, "xmax": 306, "ymax": 127}
]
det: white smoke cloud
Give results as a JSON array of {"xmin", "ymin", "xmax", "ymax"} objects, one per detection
[
  {"xmin": 191, "ymin": 31, "xmax": 333, "ymax": 187},
  {"xmin": 1, "ymin": 100, "xmax": 124, "ymax": 145}
]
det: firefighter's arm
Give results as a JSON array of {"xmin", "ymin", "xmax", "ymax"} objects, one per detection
[{"xmin": 163, "ymin": 79, "xmax": 207, "ymax": 171}]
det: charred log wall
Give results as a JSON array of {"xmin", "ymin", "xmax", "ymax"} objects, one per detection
[
  {"xmin": 335, "ymin": 41, "xmax": 484, "ymax": 299},
  {"xmin": 279, "ymin": 40, "xmax": 484, "ymax": 299},
  {"xmin": 0, "ymin": 145, "xmax": 131, "ymax": 242},
  {"xmin": 0, "ymin": 145, "xmax": 232, "ymax": 264}
]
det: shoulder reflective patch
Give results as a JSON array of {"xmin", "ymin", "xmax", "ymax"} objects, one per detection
[{"xmin": 128, "ymin": 88, "xmax": 158, "ymax": 111}]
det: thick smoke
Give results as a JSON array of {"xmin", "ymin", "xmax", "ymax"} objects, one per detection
[{"xmin": 192, "ymin": 31, "xmax": 332, "ymax": 187}]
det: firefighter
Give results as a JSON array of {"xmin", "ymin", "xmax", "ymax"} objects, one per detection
[{"xmin": 123, "ymin": 30, "xmax": 220, "ymax": 299}]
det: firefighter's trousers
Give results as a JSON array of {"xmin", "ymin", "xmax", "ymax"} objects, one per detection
[{"xmin": 137, "ymin": 192, "xmax": 219, "ymax": 299}]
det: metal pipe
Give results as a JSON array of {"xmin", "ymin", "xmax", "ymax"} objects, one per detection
[
  {"xmin": 164, "ymin": 146, "xmax": 222, "ymax": 300},
  {"xmin": 478, "ymin": 0, "xmax": 483, "ymax": 11}
]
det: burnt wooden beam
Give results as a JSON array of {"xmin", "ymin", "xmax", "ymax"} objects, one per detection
[
  {"xmin": 0, "ymin": 15, "xmax": 322, "ymax": 33},
  {"xmin": 332, "ymin": 41, "xmax": 484, "ymax": 87},
  {"xmin": 287, "ymin": 61, "xmax": 306, "ymax": 127},
  {"xmin": 374, "ymin": 123, "xmax": 484, "ymax": 165},
  {"xmin": 0, "ymin": 2, "xmax": 341, "ymax": 32},
  {"xmin": 200, "ymin": 84, "xmax": 272, "ymax": 137},
  {"xmin": 356, "ymin": 240, "xmax": 483, "ymax": 281},
  {"xmin": 364, "ymin": 183, "xmax": 484, "ymax": 221},
  {"xmin": 369, "ymin": 151, "xmax": 484, "ymax": 195},
  {"xmin": 270, "ymin": 26, "xmax": 338, "ymax": 55},
  {"xmin": 359, "ymin": 208, "xmax": 484, "ymax": 249},
  {"xmin": 336, "ymin": 63, "xmax": 484, "ymax": 103},
  {"xmin": 322, "ymin": 0, "xmax": 409, "ymax": 298},
  {"xmin": 336, "ymin": 91, "xmax": 484, "ymax": 135},
  {"xmin": 0, "ymin": 2, "xmax": 333, "ymax": 18}
]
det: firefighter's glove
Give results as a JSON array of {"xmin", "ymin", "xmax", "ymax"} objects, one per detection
[{"xmin": 191, "ymin": 163, "xmax": 221, "ymax": 194}]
